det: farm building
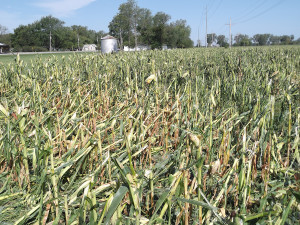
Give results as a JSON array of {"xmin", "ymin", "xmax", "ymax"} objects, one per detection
[
  {"xmin": 162, "ymin": 45, "xmax": 168, "ymax": 50},
  {"xmin": 82, "ymin": 44, "xmax": 97, "ymax": 52},
  {"xmin": 0, "ymin": 43, "xmax": 9, "ymax": 53},
  {"xmin": 101, "ymin": 35, "xmax": 118, "ymax": 53},
  {"xmin": 124, "ymin": 45, "xmax": 150, "ymax": 52}
]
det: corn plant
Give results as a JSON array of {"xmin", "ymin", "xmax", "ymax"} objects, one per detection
[{"xmin": 0, "ymin": 46, "xmax": 299, "ymax": 224}]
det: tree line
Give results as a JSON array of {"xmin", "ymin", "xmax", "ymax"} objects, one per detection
[
  {"xmin": 206, "ymin": 33, "xmax": 299, "ymax": 47},
  {"xmin": 0, "ymin": 17, "xmax": 106, "ymax": 52}
]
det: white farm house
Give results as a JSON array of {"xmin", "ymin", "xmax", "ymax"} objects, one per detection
[{"xmin": 82, "ymin": 44, "xmax": 97, "ymax": 52}]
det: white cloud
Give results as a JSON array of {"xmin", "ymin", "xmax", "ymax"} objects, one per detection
[{"xmin": 35, "ymin": 0, "xmax": 96, "ymax": 17}]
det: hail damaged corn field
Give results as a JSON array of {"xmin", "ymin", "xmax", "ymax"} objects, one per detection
[{"xmin": 0, "ymin": 47, "xmax": 299, "ymax": 225}]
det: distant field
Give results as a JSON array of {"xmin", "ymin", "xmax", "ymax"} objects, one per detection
[{"xmin": 0, "ymin": 51, "xmax": 99, "ymax": 64}]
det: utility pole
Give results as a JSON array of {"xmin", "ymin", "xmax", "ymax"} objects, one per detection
[
  {"xmin": 229, "ymin": 18, "xmax": 232, "ymax": 47},
  {"xmin": 77, "ymin": 34, "xmax": 80, "ymax": 51},
  {"xmin": 119, "ymin": 29, "xmax": 123, "ymax": 50},
  {"xmin": 205, "ymin": 6, "xmax": 208, "ymax": 48},
  {"xmin": 197, "ymin": 26, "xmax": 200, "ymax": 47},
  {"xmin": 225, "ymin": 17, "xmax": 232, "ymax": 48},
  {"xmin": 49, "ymin": 31, "xmax": 52, "ymax": 52},
  {"xmin": 134, "ymin": 3, "xmax": 138, "ymax": 50}
]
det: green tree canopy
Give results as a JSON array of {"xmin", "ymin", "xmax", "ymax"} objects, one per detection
[
  {"xmin": 151, "ymin": 12, "xmax": 171, "ymax": 49},
  {"xmin": 207, "ymin": 33, "xmax": 217, "ymax": 47},
  {"xmin": 137, "ymin": 8, "xmax": 153, "ymax": 46},
  {"xmin": 234, "ymin": 34, "xmax": 252, "ymax": 46},
  {"xmin": 166, "ymin": 20, "xmax": 193, "ymax": 48},
  {"xmin": 253, "ymin": 34, "xmax": 271, "ymax": 46},
  {"xmin": 12, "ymin": 16, "xmax": 65, "ymax": 50},
  {"xmin": 280, "ymin": 35, "xmax": 293, "ymax": 45},
  {"xmin": 0, "ymin": 24, "xmax": 11, "ymax": 46},
  {"xmin": 109, "ymin": 0, "xmax": 193, "ymax": 49},
  {"xmin": 217, "ymin": 35, "xmax": 229, "ymax": 47},
  {"xmin": 109, "ymin": 0, "xmax": 139, "ymax": 48},
  {"xmin": 11, "ymin": 16, "xmax": 105, "ymax": 51}
]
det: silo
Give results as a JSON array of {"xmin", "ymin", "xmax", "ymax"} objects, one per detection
[{"xmin": 101, "ymin": 35, "xmax": 118, "ymax": 53}]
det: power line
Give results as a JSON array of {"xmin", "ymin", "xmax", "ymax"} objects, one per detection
[
  {"xmin": 235, "ymin": 0, "xmax": 286, "ymax": 24},
  {"xmin": 197, "ymin": 0, "xmax": 287, "ymax": 46},
  {"xmin": 206, "ymin": 0, "xmax": 260, "ymax": 37},
  {"xmin": 196, "ymin": 3, "xmax": 207, "ymax": 46},
  {"xmin": 208, "ymin": 0, "xmax": 223, "ymax": 18},
  {"xmin": 206, "ymin": 0, "xmax": 216, "ymax": 14},
  {"xmin": 231, "ymin": 0, "xmax": 266, "ymax": 22}
]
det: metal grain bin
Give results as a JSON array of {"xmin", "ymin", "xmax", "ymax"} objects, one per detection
[{"xmin": 101, "ymin": 35, "xmax": 118, "ymax": 54}]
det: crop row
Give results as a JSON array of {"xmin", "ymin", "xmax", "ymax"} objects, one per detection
[{"xmin": 0, "ymin": 47, "xmax": 299, "ymax": 224}]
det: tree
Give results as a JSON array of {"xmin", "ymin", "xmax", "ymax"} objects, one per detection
[
  {"xmin": 55, "ymin": 27, "xmax": 76, "ymax": 50},
  {"xmin": 70, "ymin": 25, "xmax": 105, "ymax": 50},
  {"xmin": 36, "ymin": 15, "xmax": 65, "ymax": 50},
  {"xmin": 280, "ymin": 35, "xmax": 293, "ymax": 45},
  {"xmin": 11, "ymin": 15, "xmax": 105, "ymax": 51},
  {"xmin": 109, "ymin": 0, "xmax": 139, "ymax": 48},
  {"xmin": 217, "ymin": 35, "xmax": 229, "ymax": 47},
  {"xmin": 137, "ymin": 8, "xmax": 153, "ymax": 46},
  {"xmin": 130, "ymin": 0, "xmax": 139, "ymax": 48},
  {"xmin": 12, "ymin": 24, "xmax": 37, "ymax": 49},
  {"xmin": 0, "ymin": 25, "xmax": 8, "ymax": 36},
  {"xmin": 109, "ymin": 13, "xmax": 126, "ymax": 48},
  {"xmin": 234, "ymin": 34, "xmax": 251, "ymax": 46},
  {"xmin": 12, "ymin": 15, "xmax": 65, "ymax": 50},
  {"xmin": 0, "ymin": 34, "xmax": 12, "ymax": 46},
  {"xmin": 252, "ymin": 34, "xmax": 271, "ymax": 46},
  {"xmin": 151, "ymin": 12, "xmax": 171, "ymax": 49},
  {"xmin": 109, "ymin": 0, "xmax": 194, "ymax": 49},
  {"xmin": 207, "ymin": 33, "xmax": 216, "ymax": 47},
  {"xmin": 166, "ymin": 20, "xmax": 193, "ymax": 48},
  {"xmin": 269, "ymin": 35, "xmax": 280, "ymax": 45},
  {"xmin": 0, "ymin": 25, "xmax": 11, "ymax": 46}
]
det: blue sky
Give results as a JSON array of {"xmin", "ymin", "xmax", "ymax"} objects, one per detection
[{"xmin": 1, "ymin": 0, "xmax": 299, "ymax": 45}]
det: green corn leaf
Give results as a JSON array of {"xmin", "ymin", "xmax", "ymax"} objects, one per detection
[
  {"xmin": 280, "ymin": 196, "xmax": 296, "ymax": 225},
  {"xmin": 103, "ymin": 186, "xmax": 128, "ymax": 225},
  {"xmin": 176, "ymin": 197, "xmax": 218, "ymax": 211},
  {"xmin": 149, "ymin": 191, "xmax": 169, "ymax": 224}
]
